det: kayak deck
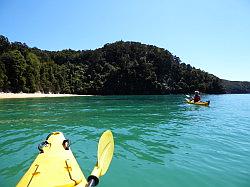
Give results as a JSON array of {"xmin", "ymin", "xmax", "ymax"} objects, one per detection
[{"xmin": 16, "ymin": 132, "xmax": 87, "ymax": 187}]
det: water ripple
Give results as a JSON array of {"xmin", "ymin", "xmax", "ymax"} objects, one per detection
[{"xmin": 0, "ymin": 95, "xmax": 250, "ymax": 187}]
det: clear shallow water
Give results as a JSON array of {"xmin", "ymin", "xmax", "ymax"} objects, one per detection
[{"xmin": 0, "ymin": 95, "xmax": 249, "ymax": 187}]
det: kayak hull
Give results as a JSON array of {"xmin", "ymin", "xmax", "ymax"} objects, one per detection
[
  {"xmin": 16, "ymin": 132, "xmax": 87, "ymax": 187},
  {"xmin": 186, "ymin": 99, "xmax": 210, "ymax": 106}
]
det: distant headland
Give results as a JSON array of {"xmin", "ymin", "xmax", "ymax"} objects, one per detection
[{"xmin": 0, "ymin": 35, "xmax": 249, "ymax": 95}]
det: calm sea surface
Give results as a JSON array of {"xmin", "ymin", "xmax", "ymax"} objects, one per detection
[{"xmin": 0, "ymin": 95, "xmax": 249, "ymax": 187}]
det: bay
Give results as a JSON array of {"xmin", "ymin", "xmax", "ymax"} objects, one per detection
[{"xmin": 0, "ymin": 95, "xmax": 249, "ymax": 187}]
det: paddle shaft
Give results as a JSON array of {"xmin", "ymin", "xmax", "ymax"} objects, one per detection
[
  {"xmin": 87, "ymin": 175, "xmax": 99, "ymax": 187},
  {"xmin": 87, "ymin": 179, "xmax": 96, "ymax": 187}
]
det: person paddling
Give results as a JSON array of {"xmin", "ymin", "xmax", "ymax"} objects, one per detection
[{"xmin": 192, "ymin": 91, "xmax": 201, "ymax": 102}]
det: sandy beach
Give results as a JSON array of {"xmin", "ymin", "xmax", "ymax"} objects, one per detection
[{"xmin": 0, "ymin": 92, "xmax": 92, "ymax": 99}]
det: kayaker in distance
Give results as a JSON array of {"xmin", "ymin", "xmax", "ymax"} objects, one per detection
[
  {"xmin": 192, "ymin": 91, "xmax": 201, "ymax": 102},
  {"xmin": 186, "ymin": 91, "xmax": 210, "ymax": 106}
]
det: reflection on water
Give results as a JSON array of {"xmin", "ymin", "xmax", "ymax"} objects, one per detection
[{"xmin": 0, "ymin": 95, "xmax": 250, "ymax": 187}]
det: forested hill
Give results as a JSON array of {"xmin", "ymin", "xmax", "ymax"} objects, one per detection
[
  {"xmin": 0, "ymin": 35, "xmax": 225, "ymax": 95},
  {"xmin": 221, "ymin": 80, "xmax": 250, "ymax": 94}
]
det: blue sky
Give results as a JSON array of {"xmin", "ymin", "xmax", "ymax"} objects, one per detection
[{"xmin": 0, "ymin": 0, "xmax": 249, "ymax": 81}]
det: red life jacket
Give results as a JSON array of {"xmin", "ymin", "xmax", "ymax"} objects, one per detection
[{"xmin": 194, "ymin": 95, "xmax": 200, "ymax": 102}]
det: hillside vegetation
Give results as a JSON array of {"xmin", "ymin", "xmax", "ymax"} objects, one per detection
[
  {"xmin": 0, "ymin": 35, "xmax": 227, "ymax": 94},
  {"xmin": 222, "ymin": 80, "xmax": 250, "ymax": 94}
]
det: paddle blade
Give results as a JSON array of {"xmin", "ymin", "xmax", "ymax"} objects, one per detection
[
  {"xmin": 97, "ymin": 130, "xmax": 114, "ymax": 176},
  {"xmin": 186, "ymin": 94, "xmax": 191, "ymax": 98}
]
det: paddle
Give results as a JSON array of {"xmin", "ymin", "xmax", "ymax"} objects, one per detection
[
  {"xmin": 185, "ymin": 94, "xmax": 192, "ymax": 102},
  {"xmin": 87, "ymin": 130, "xmax": 115, "ymax": 187}
]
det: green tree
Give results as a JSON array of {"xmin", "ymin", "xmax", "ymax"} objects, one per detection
[
  {"xmin": 25, "ymin": 52, "xmax": 41, "ymax": 92},
  {"xmin": 1, "ymin": 50, "xmax": 27, "ymax": 92},
  {"xmin": 0, "ymin": 35, "xmax": 10, "ymax": 54},
  {"xmin": 0, "ymin": 60, "xmax": 7, "ymax": 91}
]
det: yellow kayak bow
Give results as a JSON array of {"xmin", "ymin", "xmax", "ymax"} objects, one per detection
[{"xmin": 17, "ymin": 130, "xmax": 114, "ymax": 187}]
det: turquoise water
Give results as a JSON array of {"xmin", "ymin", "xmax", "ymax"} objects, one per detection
[{"xmin": 0, "ymin": 95, "xmax": 249, "ymax": 187}]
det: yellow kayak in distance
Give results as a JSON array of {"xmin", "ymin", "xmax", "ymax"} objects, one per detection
[
  {"xmin": 186, "ymin": 98, "xmax": 210, "ymax": 106},
  {"xmin": 17, "ymin": 131, "xmax": 114, "ymax": 187}
]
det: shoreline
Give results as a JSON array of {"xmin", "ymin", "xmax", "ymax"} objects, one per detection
[{"xmin": 0, "ymin": 92, "xmax": 92, "ymax": 99}]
